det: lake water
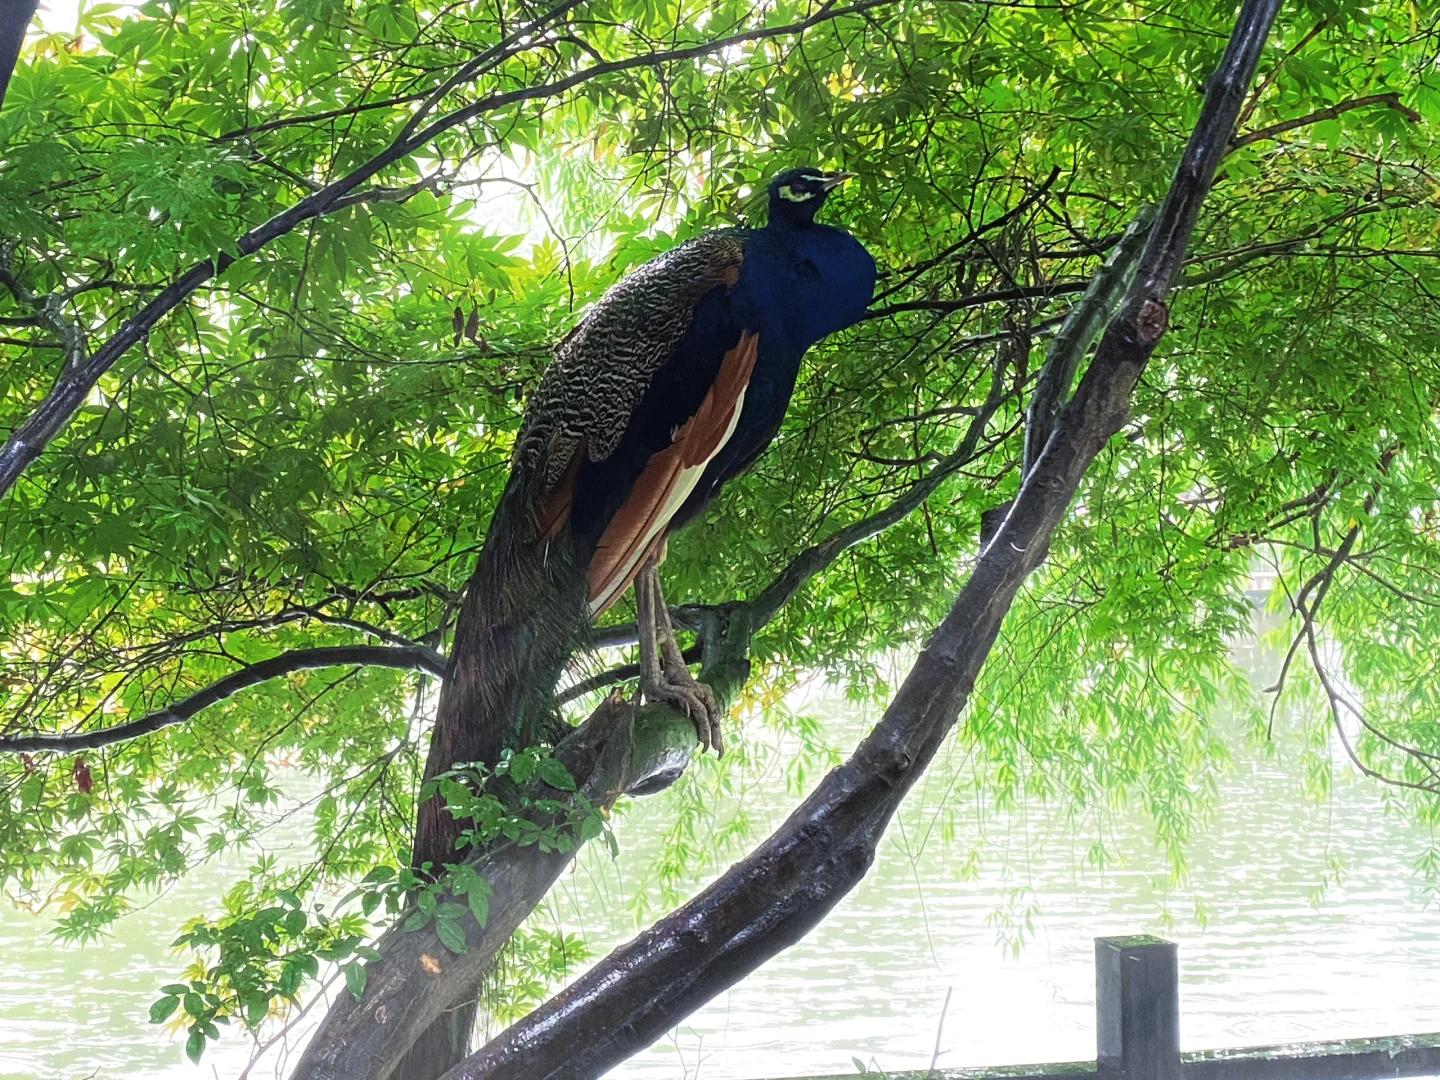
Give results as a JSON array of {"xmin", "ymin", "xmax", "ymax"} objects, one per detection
[{"xmin": 3, "ymin": 631, "xmax": 1439, "ymax": 1080}]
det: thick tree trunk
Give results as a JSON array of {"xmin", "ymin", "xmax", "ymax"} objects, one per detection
[{"xmin": 289, "ymin": 696, "xmax": 701, "ymax": 1080}]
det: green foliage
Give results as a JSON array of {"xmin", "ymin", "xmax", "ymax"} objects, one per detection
[
  {"xmin": 151, "ymin": 883, "xmax": 377, "ymax": 1060},
  {"xmin": 487, "ymin": 925, "xmax": 592, "ymax": 1025},
  {"xmin": 419, "ymin": 747, "xmax": 605, "ymax": 858},
  {"xmin": 147, "ymin": 745, "xmax": 596, "ymax": 1059},
  {"xmin": 5, "ymin": 0, "xmax": 1440, "ymax": 1059}
]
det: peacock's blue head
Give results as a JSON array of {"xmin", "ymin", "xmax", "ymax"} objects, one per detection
[{"xmin": 766, "ymin": 167, "xmax": 856, "ymax": 229}]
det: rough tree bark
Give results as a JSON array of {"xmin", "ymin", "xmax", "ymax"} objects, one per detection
[
  {"xmin": 289, "ymin": 695, "xmax": 701, "ymax": 1080},
  {"xmin": 419, "ymin": 1, "xmax": 1280, "ymax": 1076}
]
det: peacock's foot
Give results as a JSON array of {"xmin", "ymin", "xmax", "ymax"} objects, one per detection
[{"xmin": 642, "ymin": 668, "xmax": 724, "ymax": 757}]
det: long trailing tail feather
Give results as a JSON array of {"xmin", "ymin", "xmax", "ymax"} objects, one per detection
[
  {"xmin": 412, "ymin": 472, "xmax": 590, "ymax": 876},
  {"xmin": 399, "ymin": 464, "xmax": 592, "ymax": 1080}
]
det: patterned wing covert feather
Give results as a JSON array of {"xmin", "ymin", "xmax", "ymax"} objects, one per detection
[{"xmin": 512, "ymin": 230, "xmax": 745, "ymax": 511}]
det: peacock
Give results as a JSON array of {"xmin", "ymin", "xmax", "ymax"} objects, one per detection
[{"xmin": 415, "ymin": 166, "xmax": 876, "ymax": 873}]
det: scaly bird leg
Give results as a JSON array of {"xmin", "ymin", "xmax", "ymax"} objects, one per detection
[{"xmin": 634, "ymin": 551, "xmax": 724, "ymax": 755}]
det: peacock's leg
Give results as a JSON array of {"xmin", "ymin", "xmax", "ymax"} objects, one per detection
[{"xmin": 634, "ymin": 551, "xmax": 723, "ymax": 755}]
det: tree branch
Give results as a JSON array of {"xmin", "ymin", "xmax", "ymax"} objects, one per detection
[
  {"xmin": 556, "ymin": 645, "xmax": 701, "ymax": 705},
  {"xmin": 0, "ymin": 0, "xmax": 37, "ymax": 114},
  {"xmin": 862, "ymin": 280, "xmax": 1090, "ymax": 321},
  {"xmin": 749, "ymin": 354, "xmax": 1014, "ymax": 628},
  {"xmin": 0, "ymin": 644, "xmax": 444, "ymax": 754},
  {"xmin": 871, "ymin": 167, "xmax": 1062, "ymax": 303},
  {"xmin": 436, "ymin": 2, "xmax": 1279, "ymax": 1076},
  {"xmin": 0, "ymin": 0, "xmax": 900, "ymax": 504},
  {"xmin": 1231, "ymin": 92, "xmax": 1421, "ymax": 150},
  {"xmin": 1023, "ymin": 208, "xmax": 1155, "ymax": 473}
]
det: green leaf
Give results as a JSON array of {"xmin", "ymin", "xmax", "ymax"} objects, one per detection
[
  {"xmin": 466, "ymin": 882, "xmax": 491, "ymax": 927},
  {"xmin": 344, "ymin": 961, "xmax": 368, "ymax": 1002},
  {"xmin": 537, "ymin": 757, "xmax": 577, "ymax": 791},
  {"xmin": 185, "ymin": 1028, "xmax": 206, "ymax": 1064},
  {"xmin": 435, "ymin": 916, "xmax": 468, "ymax": 955},
  {"xmin": 149, "ymin": 995, "xmax": 180, "ymax": 1024}
]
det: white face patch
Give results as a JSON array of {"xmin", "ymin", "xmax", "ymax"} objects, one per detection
[{"xmin": 778, "ymin": 184, "xmax": 816, "ymax": 202}]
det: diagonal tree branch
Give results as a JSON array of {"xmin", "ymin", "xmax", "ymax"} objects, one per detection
[
  {"xmin": 1023, "ymin": 208, "xmax": 1155, "ymax": 473},
  {"xmin": 1232, "ymin": 91, "xmax": 1420, "ymax": 150},
  {"xmin": 0, "ymin": 0, "xmax": 899, "ymax": 505},
  {"xmin": 0, "ymin": 644, "xmax": 444, "ymax": 754},
  {"xmin": 432, "ymin": 1, "xmax": 1279, "ymax": 1076},
  {"xmin": 749, "ymin": 350, "xmax": 1015, "ymax": 628},
  {"xmin": 863, "ymin": 279, "xmax": 1090, "ymax": 320},
  {"xmin": 0, "ymin": 0, "xmax": 37, "ymax": 114}
]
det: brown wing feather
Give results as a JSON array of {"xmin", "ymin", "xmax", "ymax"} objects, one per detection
[
  {"xmin": 587, "ymin": 332, "xmax": 760, "ymax": 615},
  {"xmin": 534, "ymin": 434, "xmax": 586, "ymax": 541}
]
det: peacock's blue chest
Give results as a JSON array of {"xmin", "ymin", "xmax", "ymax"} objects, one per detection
[
  {"xmin": 665, "ymin": 221, "xmax": 874, "ymax": 530},
  {"xmin": 725, "ymin": 224, "xmax": 875, "ymax": 434},
  {"xmin": 737, "ymin": 224, "xmax": 876, "ymax": 355}
]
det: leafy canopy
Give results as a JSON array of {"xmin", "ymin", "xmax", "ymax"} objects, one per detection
[{"xmin": 3, "ymin": 0, "xmax": 1440, "ymax": 1051}]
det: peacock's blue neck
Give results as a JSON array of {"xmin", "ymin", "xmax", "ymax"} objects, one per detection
[{"xmin": 747, "ymin": 220, "xmax": 875, "ymax": 350}]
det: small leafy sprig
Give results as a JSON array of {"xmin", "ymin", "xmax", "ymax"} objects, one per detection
[
  {"xmin": 420, "ymin": 746, "xmax": 613, "ymax": 858},
  {"xmin": 150, "ymin": 889, "xmax": 377, "ymax": 1063},
  {"xmin": 150, "ymin": 746, "xmax": 610, "ymax": 1061}
]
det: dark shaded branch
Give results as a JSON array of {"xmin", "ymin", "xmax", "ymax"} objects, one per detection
[
  {"xmin": 0, "ymin": 645, "xmax": 444, "ymax": 754},
  {"xmin": 863, "ymin": 280, "xmax": 1090, "ymax": 321},
  {"xmin": 441, "ymin": 2, "xmax": 1279, "ymax": 1076},
  {"xmin": 1232, "ymin": 92, "xmax": 1420, "ymax": 150},
  {"xmin": 0, "ymin": 0, "xmax": 37, "ymax": 114},
  {"xmin": 556, "ymin": 645, "xmax": 701, "ymax": 705},
  {"xmin": 1024, "ymin": 209, "xmax": 1154, "ymax": 473},
  {"xmin": 0, "ymin": 0, "xmax": 900, "ymax": 504},
  {"xmin": 214, "ymin": 92, "xmax": 431, "ymax": 142}
]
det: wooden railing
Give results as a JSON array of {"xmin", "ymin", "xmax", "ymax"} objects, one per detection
[{"xmin": 793, "ymin": 936, "xmax": 1440, "ymax": 1080}]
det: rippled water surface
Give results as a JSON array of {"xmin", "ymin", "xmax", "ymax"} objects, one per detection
[{"xmin": 3, "ymin": 635, "xmax": 1439, "ymax": 1079}]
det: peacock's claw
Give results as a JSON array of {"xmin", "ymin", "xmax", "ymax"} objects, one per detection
[{"xmin": 642, "ymin": 670, "xmax": 724, "ymax": 757}]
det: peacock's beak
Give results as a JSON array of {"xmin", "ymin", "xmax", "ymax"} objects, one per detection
[{"xmin": 820, "ymin": 171, "xmax": 857, "ymax": 191}]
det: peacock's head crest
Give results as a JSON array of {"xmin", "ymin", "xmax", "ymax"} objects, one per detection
[{"xmin": 767, "ymin": 167, "xmax": 855, "ymax": 228}]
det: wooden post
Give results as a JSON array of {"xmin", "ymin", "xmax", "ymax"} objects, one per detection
[{"xmin": 1096, "ymin": 935, "xmax": 1180, "ymax": 1080}]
